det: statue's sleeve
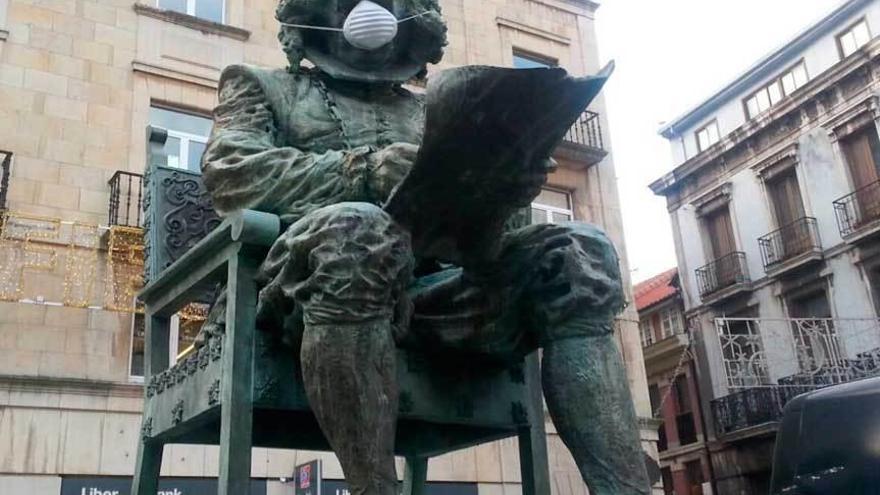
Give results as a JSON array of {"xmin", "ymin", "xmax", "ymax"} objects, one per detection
[{"xmin": 202, "ymin": 67, "xmax": 372, "ymax": 220}]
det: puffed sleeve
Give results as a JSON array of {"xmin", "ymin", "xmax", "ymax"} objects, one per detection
[{"xmin": 202, "ymin": 65, "xmax": 373, "ymax": 223}]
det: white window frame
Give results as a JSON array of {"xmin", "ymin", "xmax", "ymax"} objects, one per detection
[
  {"xmin": 838, "ymin": 18, "xmax": 872, "ymax": 58},
  {"xmin": 157, "ymin": 0, "xmax": 226, "ymax": 24},
  {"xmin": 640, "ymin": 320, "xmax": 655, "ymax": 347},
  {"xmin": 128, "ymin": 310, "xmax": 184, "ymax": 382},
  {"xmin": 532, "ymin": 189, "xmax": 574, "ymax": 224},
  {"xmin": 695, "ymin": 120, "xmax": 720, "ymax": 152},
  {"xmin": 744, "ymin": 62, "xmax": 809, "ymax": 119},
  {"xmin": 660, "ymin": 308, "xmax": 683, "ymax": 339},
  {"xmin": 166, "ymin": 128, "xmax": 209, "ymax": 172}
]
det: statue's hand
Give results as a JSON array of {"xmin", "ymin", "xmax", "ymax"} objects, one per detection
[{"xmin": 369, "ymin": 142, "xmax": 418, "ymax": 201}]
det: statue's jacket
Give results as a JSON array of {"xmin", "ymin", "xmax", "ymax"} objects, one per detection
[{"xmin": 203, "ymin": 64, "xmax": 424, "ymax": 224}]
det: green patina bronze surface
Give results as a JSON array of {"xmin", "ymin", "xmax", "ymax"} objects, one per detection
[{"xmin": 135, "ymin": 1, "xmax": 651, "ymax": 494}]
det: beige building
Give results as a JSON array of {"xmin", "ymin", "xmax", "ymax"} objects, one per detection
[{"xmin": 0, "ymin": 0, "xmax": 656, "ymax": 494}]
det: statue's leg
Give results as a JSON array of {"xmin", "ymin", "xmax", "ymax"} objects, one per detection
[
  {"xmin": 496, "ymin": 222, "xmax": 650, "ymax": 494},
  {"xmin": 259, "ymin": 203, "xmax": 414, "ymax": 495},
  {"xmin": 543, "ymin": 330, "xmax": 649, "ymax": 495}
]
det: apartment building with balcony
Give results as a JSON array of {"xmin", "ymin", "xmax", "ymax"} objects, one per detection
[
  {"xmin": 651, "ymin": 0, "xmax": 880, "ymax": 493},
  {"xmin": 0, "ymin": 1, "xmax": 657, "ymax": 494},
  {"xmin": 636, "ymin": 269, "xmax": 713, "ymax": 495}
]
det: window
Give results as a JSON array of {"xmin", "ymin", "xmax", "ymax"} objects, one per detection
[
  {"xmin": 695, "ymin": 121, "xmax": 720, "ymax": 152},
  {"xmin": 842, "ymin": 126, "xmax": 880, "ymax": 190},
  {"xmin": 703, "ymin": 206, "xmax": 736, "ymax": 260},
  {"xmin": 512, "ymin": 50, "xmax": 557, "ymax": 69},
  {"xmin": 150, "ymin": 106, "xmax": 213, "ymax": 173},
  {"xmin": 531, "ymin": 188, "xmax": 573, "ymax": 224},
  {"xmin": 660, "ymin": 308, "xmax": 683, "ymax": 338},
  {"xmin": 128, "ymin": 307, "xmax": 208, "ymax": 380},
  {"xmin": 640, "ymin": 319, "xmax": 655, "ymax": 347},
  {"xmin": 838, "ymin": 19, "xmax": 872, "ymax": 58},
  {"xmin": 744, "ymin": 62, "xmax": 808, "ymax": 119},
  {"xmin": 158, "ymin": 0, "xmax": 224, "ymax": 23},
  {"xmin": 767, "ymin": 170, "xmax": 805, "ymax": 228}
]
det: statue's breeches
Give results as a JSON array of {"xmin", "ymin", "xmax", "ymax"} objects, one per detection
[
  {"xmin": 256, "ymin": 202, "xmax": 414, "ymax": 332},
  {"xmin": 204, "ymin": 204, "xmax": 625, "ymax": 363},
  {"xmin": 406, "ymin": 221, "xmax": 625, "ymax": 359}
]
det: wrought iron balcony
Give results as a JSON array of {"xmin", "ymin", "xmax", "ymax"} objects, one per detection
[
  {"xmin": 109, "ymin": 171, "xmax": 145, "ymax": 228},
  {"xmin": 563, "ymin": 110, "xmax": 604, "ymax": 149},
  {"xmin": 712, "ymin": 316, "xmax": 880, "ymax": 436},
  {"xmin": 695, "ymin": 252, "xmax": 750, "ymax": 299},
  {"xmin": 758, "ymin": 217, "xmax": 821, "ymax": 270},
  {"xmin": 0, "ymin": 150, "xmax": 11, "ymax": 212},
  {"xmin": 555, "ymin": 111, "xmax": 606, "ymax": 167},
  {"xmin": 833, "ymin": 179, "xmax": 880, "ymax": 238}
]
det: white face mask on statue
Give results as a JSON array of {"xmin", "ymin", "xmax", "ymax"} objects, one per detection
[{"xmin": 280, "ymin": 0, "xmax": 430, "ymax": 51}]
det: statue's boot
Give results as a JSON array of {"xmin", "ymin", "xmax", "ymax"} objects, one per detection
[
  {"xmin": 541, "ymin": 321, "xmax": 651, "ymax": 495},
  {"xmin": 301, "ymin": 319, "xmax": 399, "ymax": 495}
]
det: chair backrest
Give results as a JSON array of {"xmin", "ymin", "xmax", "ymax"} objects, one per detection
[{"xmin": 143, "ymin": 126, "xmax": 221, "ymax": 284}]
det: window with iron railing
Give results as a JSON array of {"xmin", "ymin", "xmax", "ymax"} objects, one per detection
[{"xmin": 758, "ymin": 217, "xmax": 820, "ymax": 269}]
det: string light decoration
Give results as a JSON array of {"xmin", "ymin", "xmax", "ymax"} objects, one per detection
[{"xmin": 0, "ymin": 211, "xmax": 218, "ymax": 329}]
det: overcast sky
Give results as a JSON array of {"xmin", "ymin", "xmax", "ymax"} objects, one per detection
[{"xmin": 594, "ymin": 0, "xmax": 838, "ymax": 282}]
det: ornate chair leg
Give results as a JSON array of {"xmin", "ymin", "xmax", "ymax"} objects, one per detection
[
  {"xmin": 519, "ymin": 353, "xmax": 551, "ymax": 495},
  {"xmin": 403, "ymin": 456, "xmax": 429, "ymax": 495},
  {"xmin": 132, "ymin": 437, "xmax": 163, "ymax": 495},
  {"xmin": 218, "ymin": 253, "xmax": 259, "ymax": 495}
]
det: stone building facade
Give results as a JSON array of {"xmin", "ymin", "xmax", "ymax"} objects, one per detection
[
  {"xmin": 635, "ymin": 270, "xmax": 714, "ymax": 495},
  {"xmin": 0, "ymin": 0, "xmax": 655, "ymax": 494},
  {"xmin": 652, "ymin": 0, "xmax": 880, "ymax": 492}
]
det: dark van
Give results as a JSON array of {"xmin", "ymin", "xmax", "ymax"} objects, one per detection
[{"xmin": 770, "ymin": 376, "xmax": 880, "ymax": 494}]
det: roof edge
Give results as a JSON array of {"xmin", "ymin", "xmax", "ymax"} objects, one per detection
[{"xmin": 658, "ymin": 0, "xmax": 871, "ymax": 139}]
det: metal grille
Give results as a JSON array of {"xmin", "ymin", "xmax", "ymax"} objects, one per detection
[
  {"xmin": 716, "ymin": 318, "xmax": 880, "ymax": 389},
  {"xmin": 758, "ymin": 217, "xmax": 820, "ymax": 269},
  {"xmin": 109, "ymin": 171, "xmax": 145, "ymax": 228},
  {"xmin": 562, "ymin": 110, "xmax": 604, "ymax": 150},
  {"xmin": 833, "ymin": 179, "xmax": 880, "ymax": 237},
  {"xmin": 695, "ymin": 252, "xmax": 749, "ymax": 297}
]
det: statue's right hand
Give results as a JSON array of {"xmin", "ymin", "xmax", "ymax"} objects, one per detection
[{"xmin": 368, "ymin": 142, "xmax": 418, "ymax": 201}]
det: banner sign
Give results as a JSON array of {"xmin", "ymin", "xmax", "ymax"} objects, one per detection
[
  {"xmin": 293, "ymin": 460, "xmax": 322, "ymax": 495},
  {"xmin": 60, "ymin": 476, "xmax": 267, "ymax": 495}
]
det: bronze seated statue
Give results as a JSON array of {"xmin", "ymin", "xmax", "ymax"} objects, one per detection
[{"xmin": 144, "ymin": 1, "xmax": 651, "ymax": 494}]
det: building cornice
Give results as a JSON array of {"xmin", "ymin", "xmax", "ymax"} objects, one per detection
[
  {"xmin": 658, "ymin": 0, "xmax": 871, "ymax": 138},
  {"xmin": 651, "ymin": 40, "xmax": 880, "ymax": 201}
]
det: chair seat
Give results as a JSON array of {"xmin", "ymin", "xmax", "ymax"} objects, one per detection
[{"xmin": 142, "ymin": 330, "xmax": 532, "ymax": 457}]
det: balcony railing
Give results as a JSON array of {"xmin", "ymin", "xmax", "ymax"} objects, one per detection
[
  {"xmin": 833, "ymin": 179, "xmax": 880, "ymax": 237},
  {"xmin": 109, "ymin": 171, "xmax": 145, "ymax": 228},
  {"xmin": 0, "ymin": 150, "xmax": 11, "ymax": 212},
  {"xmin": 695, "ymin": 252, "xmax": 749, "ymax": 298},
  {"xmin": 562, "ymin": 110, "xmax": 604, "ymax": 151},
  {"xmin": 712, "ymin": 317, "xmax": 880, "ymax": 434},
  {"xmin": 758, "ymin": 217, "xmax": 820, "ymax": 269}
]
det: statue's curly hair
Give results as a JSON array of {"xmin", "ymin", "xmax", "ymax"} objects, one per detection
[{"xmin": 276, "ymin": 0, "xmax": 446, "ymax": 70}]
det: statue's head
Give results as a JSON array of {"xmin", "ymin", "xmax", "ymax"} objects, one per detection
[{"xmin": 277, "ymin": 0, "xmax": 447, "ymax": 84}]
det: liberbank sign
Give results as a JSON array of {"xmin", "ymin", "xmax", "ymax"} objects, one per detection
[{"xmin": 61, "ymin": 477, "xmax": 267, "ymax": 495}]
